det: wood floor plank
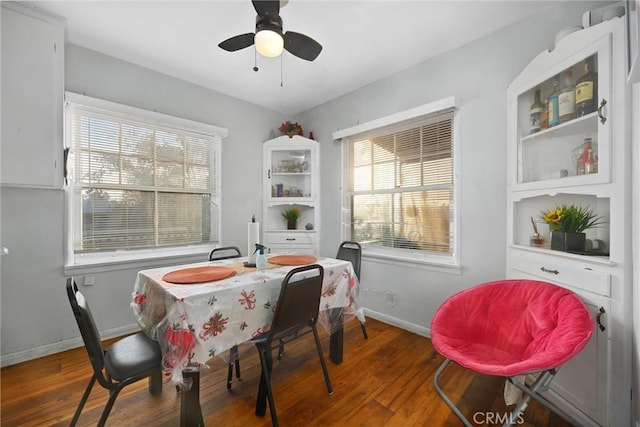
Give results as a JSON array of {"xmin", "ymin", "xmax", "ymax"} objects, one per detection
[{"xmin": 1, "ymin": 318, "xmax": 571, "ymax": 426}]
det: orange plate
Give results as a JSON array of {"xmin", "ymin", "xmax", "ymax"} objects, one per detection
[
  {"xmin": 162, "ymin": 266, "xmax": 236, "ymax": 284},
  {"xmin": 268, "ymin": 255, "xmax": 317, "ymax": 266}
]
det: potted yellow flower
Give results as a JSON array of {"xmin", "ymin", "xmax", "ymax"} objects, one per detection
[
  {"xmin": 540, "ymin": 204, "xmax": 604, "ymax": 252},
  {"xmin": 281, "ymin": 207, "xmax": 301, "ymax": 230}
]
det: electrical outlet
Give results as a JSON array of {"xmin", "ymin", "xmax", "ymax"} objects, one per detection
[
  {"xmin": 386, "ymin": 292, "xmax": 397, "ymax": 307},
  {"xmin": 83, "ymin": 276, "xmax": 96, "ymax": 286}
]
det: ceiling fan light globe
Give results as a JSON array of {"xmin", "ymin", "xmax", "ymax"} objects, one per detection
[{"xmin": 255, "ymin": 30, "xmax": 284, "ymax": 57}]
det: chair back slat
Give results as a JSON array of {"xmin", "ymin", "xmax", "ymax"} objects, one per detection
[
  {"xmin": 336, "ymin": 241, "xmax": 361, "ymax": 280},
  {"xmin": 269, "ymin": 265, "xmax": 324, "ymax": 342},
  {"xmin": 209, "ymin": 246, "xmax": 242, "ymax": 261},
  {"xmin": 66, "ymin": 279, "xmax": 106, "ymax": 374}
]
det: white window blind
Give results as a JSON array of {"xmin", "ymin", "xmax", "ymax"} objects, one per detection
[
  {"xmin": 344, "ymin": 111, "xmax": 454, "ymax": 254},
  {"xmin": 66, "ymin": 98, "xmax": 223, "ymax": 258}
]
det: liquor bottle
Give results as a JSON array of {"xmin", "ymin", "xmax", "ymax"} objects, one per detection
[
  {"xmin": 529, "ymin": 89, "xmax": 544, "ymax": 134},
  {"xmin": 548, "ymin": 77, "xmax": 561, "ymax": 127},
  {"xmin": 575, "ymin": 56, "xmax": 598, "ymax": 117},
  {"xmin": 585, "ymin": 148, "xmax": 598, "ymax": 174},
  {"xmin": 576, "ymin": 137, "xmax": 593, "ymax": 175},
  {"xmin": 540, "ymin": 99, "xmax": 549, "ymax": 130},
  {"xmin": 558, "ymin": 69, "xmax": 576, "ymax": 123}
]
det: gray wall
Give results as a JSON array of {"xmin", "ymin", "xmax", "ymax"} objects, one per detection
[
  {"xmin": 1, "ymin": 44, "xmax": 286, "ymax": 362},
  {"xmin": 298, "ymin": 1, "xmax": 606, "ymax": 334},
  {"xmin": 1, "ymin": 1, "xmax": 611, "ymax": 363}
]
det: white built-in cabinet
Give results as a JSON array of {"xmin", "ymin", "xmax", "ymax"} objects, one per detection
[
  {"xmin": 506, "ymin": 18, "xmax": 631, "ymax": 427},
  {"xmin": 262, "ymin": 135, "xmax": 319, "ymax": 255},
  {"xmin": 1, "ymin": 3, "xmax": 64, "ymax": 189}
]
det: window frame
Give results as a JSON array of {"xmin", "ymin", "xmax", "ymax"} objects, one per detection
[
  {"xmin": 334, "ymin": 97, "xmax": 460, "ymax": 270},
  {"xmin": 63, "ymin": 92, "xmax": 228, "ymax": 271}
]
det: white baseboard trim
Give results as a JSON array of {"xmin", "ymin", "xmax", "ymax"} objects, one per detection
[
  {"xmin": 362, "ymin": 308, "xmax": 430, "ymax": 338},
  {"xmin": 0, "ymin": 324, "xmax": 140, "ymax": 368}
]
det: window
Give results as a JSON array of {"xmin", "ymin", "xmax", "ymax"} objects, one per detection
[
  {"xmin": 64, "ymin": 93, "xmax": 227, "ymax": 266},
  {"xmin": 340, "ymin": 100, "xmax": 457, "ymax": 264}
]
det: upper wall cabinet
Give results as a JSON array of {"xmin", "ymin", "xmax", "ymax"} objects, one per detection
[
  {"xmin": 508, "ymin": 27, "xmax": 612, "ymax": 193},
  {"xmin": 264, "ymin": 135, "xmax": 318, "ymax": 203},
  {"xmin": 1, "ymin": 4, "xmax": 64, "ymax": 189},
  {"xmin": 506, "ymin": 18, "xmax": 630, "ymax": 258}
]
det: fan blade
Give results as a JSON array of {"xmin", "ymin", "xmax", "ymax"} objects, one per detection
[
  {"xmin": 283, "ymin": 31, "xmax": 322, "ymax": 61},
  {"xmin": 252, "ymin": 0, "xmax": 279, "ymax": 17},
  {"xmin": 218, "ymin": 33, "xmax": 255, "ymax": 52}
]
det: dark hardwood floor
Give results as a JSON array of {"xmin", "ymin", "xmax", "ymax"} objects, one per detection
[{"xmin": 1, "ymin": 318, "xmax": 570, "ymax": 426}]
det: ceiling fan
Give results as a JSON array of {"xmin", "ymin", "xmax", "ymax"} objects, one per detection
[{"xmin": 218, "ymin": 0, "xmax": 322, "ymax": 61}]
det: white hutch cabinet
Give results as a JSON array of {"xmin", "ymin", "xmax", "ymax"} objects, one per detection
[
  {"xmin": 1, "ymin": 3, "xmax": 64, "ymax": 189},
  {"xmin": 506, "ymin": 18, "xmax": 631, "ymax": 426},
  {"xmin": 262, "ymin": 135, "xmax": 319, "ymax": 254}
]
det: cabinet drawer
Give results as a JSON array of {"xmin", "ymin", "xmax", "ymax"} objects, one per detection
[
  {"xmin": 267, "ymin": 244, "xmax": 315, "ymax": 255},
  {"xmin": 265, "ymin": 232, "xmax": 316, "ymax": 245},
  {"xmin": 509, "ymin": 253, "xmax": 611, "ymax": 297}
]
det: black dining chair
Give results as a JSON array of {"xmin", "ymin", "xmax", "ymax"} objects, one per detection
[
  {"xmin": 253, "ymin": 264, "xmax": 332, "ymax": 427},
  {"xmin": 66, "ymin": 278, "xmax": 163, "ymax": 427},
  {"xmin": 336, "ymin": 241, "xmax": 368, "ymax": 339},
  {"xmin": 208, "ymin": 246, "xmax": 244, "ymax": 390},
  {"xmin": 208, "ymin": 246, "xmax": 242, "ymax": 261},
  {"xmin": 272, "ymin": 242, "xmax": 367, "ymax": 365}
]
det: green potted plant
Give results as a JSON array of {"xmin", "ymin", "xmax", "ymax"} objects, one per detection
[
  {"xmin": 539, "ymin": 204, "xmax": 604, "ymax": 252},
  {"xmin": 281, "ymin": 207, "xmax": 301, "ymax": 230}
]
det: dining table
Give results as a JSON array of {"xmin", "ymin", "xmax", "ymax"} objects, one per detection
[{"xmin": 131, "ymin": 254, "xmax": 364, "ymax": 426}]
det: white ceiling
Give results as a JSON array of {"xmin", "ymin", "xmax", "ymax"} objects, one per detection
[{"xmin": 27, "ymin": 0, "xmax": 557, "ymax": 115}]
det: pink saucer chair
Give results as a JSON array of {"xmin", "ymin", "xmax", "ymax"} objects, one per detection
[{"xmin": 431, "ymin": 279, "xmax": 594, "ymax": 426}]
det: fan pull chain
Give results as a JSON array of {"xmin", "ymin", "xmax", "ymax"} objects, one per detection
[
  {"xmin": 253, "ymin": 49, "xmax": 259, "ymax": 72},
  {"xmin": 280, "ymin": 54, "xmax": 283, "ymax": 87}
]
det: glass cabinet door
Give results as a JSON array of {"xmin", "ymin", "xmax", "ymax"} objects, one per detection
[
  {"xmin": 511, "ymin": 32, "xmax": 612, "ymax": 191},
  {"xmin": 266, "ymin": 147, "xmax": 315, "ymax": 201}
]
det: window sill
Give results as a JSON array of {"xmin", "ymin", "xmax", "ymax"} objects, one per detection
[
  {"xmin": 64, "ymin": 246, "xmax": 213, "ymax": 276},
  {"xmin": 362, "ymin": 247, "xmax": 461, "ymax": 275}
]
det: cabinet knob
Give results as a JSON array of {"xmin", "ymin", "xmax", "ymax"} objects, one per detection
[{"xmin": 598, "ymin": 99, "xmax": 607, "ymax": 124}]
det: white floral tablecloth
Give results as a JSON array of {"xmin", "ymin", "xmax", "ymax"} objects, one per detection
[{"xmin": 131, "ymin": 256, "xmax": 362, "ymax": 383}]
